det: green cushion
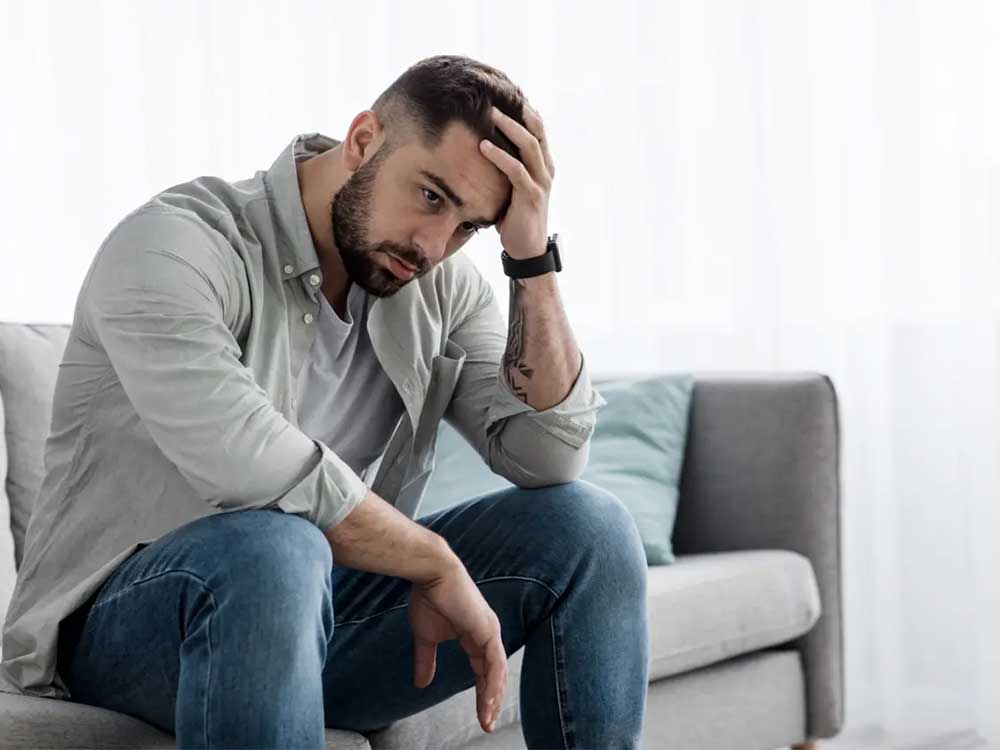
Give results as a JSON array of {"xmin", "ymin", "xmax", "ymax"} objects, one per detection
[{"xmin": 421, "ymin": 374, "xmax": 694, "ymax": 565}]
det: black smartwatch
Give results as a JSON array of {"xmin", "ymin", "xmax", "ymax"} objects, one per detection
[{"xmin": 501, "ymin": 233, "xmax": 563, "ymax": 279}]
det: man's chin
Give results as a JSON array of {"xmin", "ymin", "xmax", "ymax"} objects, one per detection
[{"xmin": 350, "ymin": 264, "xmax": 408, "ymax": 299}]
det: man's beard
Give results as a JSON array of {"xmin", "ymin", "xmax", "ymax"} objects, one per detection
[{"xmin": 330, "ymin": 146, "xmax": 425, "ymax": 298}]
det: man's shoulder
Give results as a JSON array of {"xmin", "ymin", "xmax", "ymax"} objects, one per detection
[
  {"xmin": 99, "ymin": 204, "xmax": 239, "ymax": 275},
  {"xmin": 107, "ymin": 167, "xmax": 264, "ymax": 247},
  {"xmin": 437, "ymin": 251, "xmax": 495, "ymax": 295},
  {"xmin": 415, "ymin": 251, "xmax": 497, "ymax": 335},
  {"xmin": 101, "ymin": 169, "xmax": 266, "ymax": 275}
]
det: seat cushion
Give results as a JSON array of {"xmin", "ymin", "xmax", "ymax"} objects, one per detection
[
  {"xmin": 0, "ymin": 551, "xmax": 818, "ymax": 748},
  {"xmin": 0, "ymin": 322, "xmax": 71, "ymax": 569},
  {"xmin": 0, "ymin": 690, "xmax": 371, "ymax": 750},
  {"xmin": 367, "ymin": 549, "xmax": 820, "ymax": 747},
  {"xmin": 647, "ymin": 549, "xmax": 821, "ymax": 681}
]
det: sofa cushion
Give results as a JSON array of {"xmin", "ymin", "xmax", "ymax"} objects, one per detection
[
  {"xmin": 0, "ymin": 649, "xmax": 521, "ymax": 750},
  {"xmin": 366, "ymin": 549, "xmax": 820, "ymax": 746},
  {"xmin": 0, "ymin": 690, "xmax": 371, "ymax": 750},
  {"xmin": 647, "ymin": 549, "xmax": 821, "ymax": 681},
  {"xmin": 1, "ymin": 392, "xmax": 16, "ymax": 622},
  {"xmin": 0, "ymin": 323, "xmax": 71, "ymax": 569},
  {"xmin": 422, "ymin": 374, "xmax": 695, "ymax": 565}
]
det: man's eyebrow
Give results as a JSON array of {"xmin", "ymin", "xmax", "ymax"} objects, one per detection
[{"xmin": 419, "ymin": 169, "xmax": 501, "ymax": 227}]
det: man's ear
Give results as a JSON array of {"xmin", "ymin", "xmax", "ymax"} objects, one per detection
[{"xmin": 342, "ymin": 110, "xmax": 385, "ymax": 172}]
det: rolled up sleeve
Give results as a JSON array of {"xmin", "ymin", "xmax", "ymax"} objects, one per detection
[
  {"xmin": 82, "ymin": 210, "xmax": 368, "ymax": 532},
  {"xmin": 444, "ymin": 276, "xmax": 608, "ymax": 487}
]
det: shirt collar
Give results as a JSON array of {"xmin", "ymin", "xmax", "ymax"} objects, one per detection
[{"xmin": 262, "ymin": 132, "xmax": 341, "ymax": 278}]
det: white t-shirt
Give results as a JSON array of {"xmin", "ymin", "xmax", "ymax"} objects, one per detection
[{"xmin": 295, "ymin": 280, "xmax": 406, "ymax": 481}]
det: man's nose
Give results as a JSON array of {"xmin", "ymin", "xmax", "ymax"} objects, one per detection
[{"xmin": 413, "ymin": 227, "xmax": 452, "ymax": 266}]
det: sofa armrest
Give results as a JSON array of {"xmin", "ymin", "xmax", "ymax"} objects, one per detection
[{"xmin": 672, "ymin": 372, "xmax": 843, "ymax": 740}]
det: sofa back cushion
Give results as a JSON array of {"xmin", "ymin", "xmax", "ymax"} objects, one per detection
[
  {"xmin": 1, "ymin": 392, "xmax": 16, "ymax": 622},
  {"xmin": 0, "ymin": 323, "xmax": 72, "ymax": 570},
  {"xmin": 422, "ymin": 373, "xmax": 694, "ymax": 565}
]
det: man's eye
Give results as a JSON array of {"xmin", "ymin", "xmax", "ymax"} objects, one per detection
[
  {"xmin": 422, "ymin": 188, "xmax": 441, "ymax": 204},
  {"xmin": 460, "ymin": 222, "xmax": 480, "ymax": 235}
]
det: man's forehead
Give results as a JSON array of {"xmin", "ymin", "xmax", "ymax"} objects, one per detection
[{"xmin": 405, "ymin": 122, "xmax": 511, "ymax": 221}]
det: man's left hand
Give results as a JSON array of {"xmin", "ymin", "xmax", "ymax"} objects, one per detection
[{"xmin": 479, "ymin": 103, "xmax": 555, "ymax": 260}]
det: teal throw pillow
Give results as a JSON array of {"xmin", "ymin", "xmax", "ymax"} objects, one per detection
[{"xmin": 419, "ymin": 374, "xmax": 694, "ymax": 565}]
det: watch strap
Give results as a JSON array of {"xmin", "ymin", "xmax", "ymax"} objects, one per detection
[{"xmin": 501, "ymin": 234, "xmax": 562, "ymax": 278}]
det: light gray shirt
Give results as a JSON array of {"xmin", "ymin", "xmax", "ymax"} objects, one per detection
[
  {"xmin": 296, "ymin": 280, "xmax": 406, "ymax": 478},
  {"xmin": 0, "ymin": 132, "xmax": 608, "ymax": 699}
]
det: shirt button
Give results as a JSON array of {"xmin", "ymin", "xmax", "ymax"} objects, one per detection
[
  {"xmin": 283, "ymin": 264, "xmax": 294, "ymax": 275},
  {"xmin": 308, "ymin": 273, "xmax": 321, "ymax": 286},
  {"xmin": 303, "ymin": 313, "xmax": 315, "ymax": 325},
  {"xmin": 402, "ymin": 380, "xmax": 412, "ymax": 392}
]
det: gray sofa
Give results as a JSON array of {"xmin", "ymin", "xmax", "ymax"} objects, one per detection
[{"xmin": 0, "ymin": 321, "xmax": 844, "ymax": 750}]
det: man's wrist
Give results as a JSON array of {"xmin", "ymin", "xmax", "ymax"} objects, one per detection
[
  {"xmin": 503, "ymin": 245, "xmax": 547, "ymax": 260},
  {"xmin": 411, "ymin": 532, "xmax": 464, "ymax": 587}
]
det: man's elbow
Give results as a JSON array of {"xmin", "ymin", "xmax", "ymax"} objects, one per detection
[{"xmin": 487, "ymin": 418, "xmax": 593, "ymax": 488}]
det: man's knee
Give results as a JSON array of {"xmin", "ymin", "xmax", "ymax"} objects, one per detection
[
  {"xmin": 538, "ymin": 480, "xmax": 647, "ymax": 590},
  {"xmin": 208, "ymin": 509, "xmax": 333, "ymax": 606}
]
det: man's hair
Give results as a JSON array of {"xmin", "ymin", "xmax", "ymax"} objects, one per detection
[{"xmin": 372, "ymin": 55, "xmax": 528, "ymax": 164}]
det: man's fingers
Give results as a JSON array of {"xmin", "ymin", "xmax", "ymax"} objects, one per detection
[
  {"xmin": 475, "ymin": 672, "xmax": 493, "ymax": 732},
  {"xmin": 465, "ymin": 641, "xmax": 498, "ymax": 732},
  {"xmin": 522, "ymin": 102, "xmax": 555, "ymax": 178},
  {"xmin": 461, "ymin": 626, "xmax": 507, "ymax": 732},
  {"xmin": 479, "ymin": 140, "xmax": 543, "ymax": 201},
  {"xmin": 413, "ymin": 637, "xmax": 437, "ymax": 688},
  {"xmin": 482, "ymin": 635, "xmax": 508, "ymax": 731},
  {"xmin": 489, "ymin": 106, "xmax": 550, "ymax": 188}
]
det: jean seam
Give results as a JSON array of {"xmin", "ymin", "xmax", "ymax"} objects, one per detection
[
  {"xmin": 90, "ymin": 568, "xmax": 212, "ymax": 611},
  {"xmin": 84, "ymin": 568, "xmax": 218, "ymax": 746},
  {"xmin": 335, "ymin": 574, "xmax": 563, "ymax": 627},
  {"xmin": 550, "ymin": 612, "xmax": 572, "ymax": 749}
]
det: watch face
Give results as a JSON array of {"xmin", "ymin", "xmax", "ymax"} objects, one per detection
[{"xmin": 548, "ymin": 235, "xmax": 562, "ymax": 271}]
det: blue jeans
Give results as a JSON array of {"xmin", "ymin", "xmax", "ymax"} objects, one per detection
[{"xmin": 57, "ymin": 480, "xmax": 649, "ymax": 749}]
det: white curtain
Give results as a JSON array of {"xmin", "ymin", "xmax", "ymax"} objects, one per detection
[{"xmin": 2, "ymin": 1, "xmax": 997, "ymax": 746}]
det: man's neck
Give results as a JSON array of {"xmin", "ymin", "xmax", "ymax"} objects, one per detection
[{"xmin": 296, "ymin": 146, "xmax": 351, "ymax": 313}]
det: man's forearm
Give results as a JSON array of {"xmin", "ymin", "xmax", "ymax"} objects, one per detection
[
  {"xmin": 502, "ymin": 272, "xmax": 582, "ymax": 409},
  {"xmin": 324, "ymin": 489, "xmax": 459, "ymax": 584}
]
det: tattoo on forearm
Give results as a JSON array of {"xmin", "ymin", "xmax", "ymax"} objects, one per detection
[{"xmin": 502, "ymin": 278, "xmax": 534, "ymax": 403}]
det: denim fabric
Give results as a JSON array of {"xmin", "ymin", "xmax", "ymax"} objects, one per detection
[{"xmin": 56, "ymin": 480, "xmax": 648, "ymax": 750}]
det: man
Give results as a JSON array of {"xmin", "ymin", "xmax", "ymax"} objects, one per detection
[{"xmin": 0, "ymin": 55, "xmax": 649, "ymax": 749}]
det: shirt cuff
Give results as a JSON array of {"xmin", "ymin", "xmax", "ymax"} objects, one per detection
[
  {"xmin": 274, "ymin": 439, "xmax": 370, "ymax": 533},
  {"xmin": 486, "ymin": 352, "xmax": 609, "ymax": 449}
]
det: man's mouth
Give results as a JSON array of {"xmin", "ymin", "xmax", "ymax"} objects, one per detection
[{"xmin": 385, "ymin": 252, "xmax": 417, "ymax": 280}]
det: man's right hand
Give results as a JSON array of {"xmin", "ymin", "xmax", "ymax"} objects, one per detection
[
  {"xmin": 323, "ymin": 490, "xmax": 507, "ymax": 733},
  {"xmin": 407, "ymin": 555, "xmax": 508, "ymax": 734}
]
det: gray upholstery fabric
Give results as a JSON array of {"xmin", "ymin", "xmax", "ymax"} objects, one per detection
[
  {"xmin": 459, "ymin": 649, "xmax": 807, "ymax": 750},
  {"xmin": 369, "ymin": 550, "xmax": 819, "ymax": 749},
  {"xmin": 672, "ymin": 372, "xmax": 843, "ymax": 739},
  {"xmin": 0, "ymin": 323, "xmax": 71, "ymax": 569},
  {"xmin": 0, "ymin": 393, "xmax": 16, "ymax": 618},
  {"xmin": 646, "ymin": 549, "xmax": 820, "ymax": 681},
  {"xmin": 0, "ymin": 690, "xmax": 371, "ymax": 750},
  {"xmin": 0, "ymin": 650, "xmax": 805, "ymax": 750}
]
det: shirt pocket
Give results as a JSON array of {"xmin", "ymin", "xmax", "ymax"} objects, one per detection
[{"xmin": 407, "ymin": 338, "xmax": 467, "ymax": 480}]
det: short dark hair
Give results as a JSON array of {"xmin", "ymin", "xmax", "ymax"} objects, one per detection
[{"xmin": 372, "ymin": 55, "xmax": 528, "ymax": 165}]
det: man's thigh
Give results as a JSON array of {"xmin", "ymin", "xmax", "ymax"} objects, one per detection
[
  {"xmin": 323, "ymin": 482, "xmax": 578, "ymax": 733},
  {"xmin": 57, "ymin": 507, "xmax": 330, "ymax": 735}
]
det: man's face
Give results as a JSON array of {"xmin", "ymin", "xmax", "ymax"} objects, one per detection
[{"xmin": 330, "ymin": 120, "xmax": 511, "ymax": 297}]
